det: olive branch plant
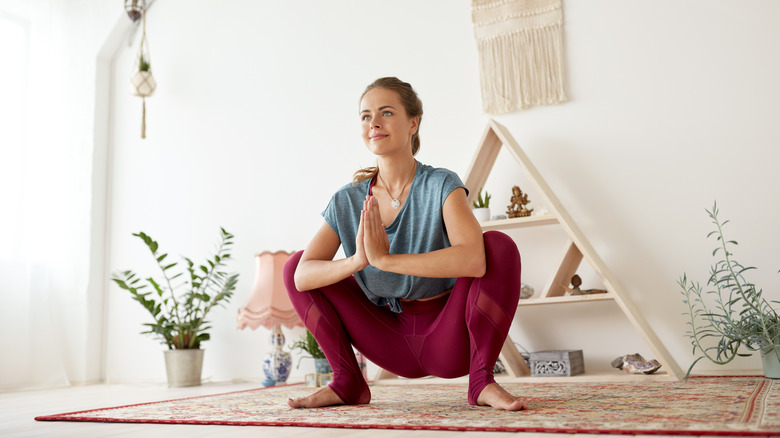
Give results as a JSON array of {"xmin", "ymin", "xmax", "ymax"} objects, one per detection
[
  {"xmin": 111, "ymin": 228, "xmax": 239, "ymax": 350},
  {"xmin": 679, "ymin": 202, "xmax": 780, "ymax": 378}
]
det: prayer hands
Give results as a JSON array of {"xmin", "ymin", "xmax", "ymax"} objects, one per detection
[
  {"xmin": 358, "ymin": 195, "xmax": 390, "ymax": 269},
  {"xmin": 353, "ymin": 205, "xmax": 370, "ymax": 272}
]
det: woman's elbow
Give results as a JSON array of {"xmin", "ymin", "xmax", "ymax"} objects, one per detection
[
  {"xmin": 293, "ymin": 269, "xmax": 308, "ymax": 292},
  {"xmin": 469, "ymin": 252, "xmax": 487, "ymax": 278}
]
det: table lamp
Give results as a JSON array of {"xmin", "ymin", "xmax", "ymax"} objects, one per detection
[{"xmin": 237, "ymin": 251, "xmax": 302, "ymax": 386}]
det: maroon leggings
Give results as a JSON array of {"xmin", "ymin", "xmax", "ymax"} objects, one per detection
[{"xmin": 283, "ymin": 230, "xmax": 521, "ymax": 405}]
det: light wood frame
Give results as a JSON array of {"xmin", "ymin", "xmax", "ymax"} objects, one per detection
[{"xmin": 463, "ymin": 119, "xmax": 683, "ymax": 380}]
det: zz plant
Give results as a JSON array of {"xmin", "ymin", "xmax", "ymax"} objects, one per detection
[
  {"xmin": 112, "ymin": 228, "xmax": 239, "ymax": 350},
  {"xmin": 679, "ymin": 202, "xmax": 780, "ymax": 378}
]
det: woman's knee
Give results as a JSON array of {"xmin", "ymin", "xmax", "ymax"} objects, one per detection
[{"xmin": 483, "ymin": 231, "xmax": 520, "ymax": 268}]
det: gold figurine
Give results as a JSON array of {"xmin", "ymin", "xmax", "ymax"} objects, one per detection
[{"xmin": 506, "ymin": 186, "xmax": 533, "ymax": 218}]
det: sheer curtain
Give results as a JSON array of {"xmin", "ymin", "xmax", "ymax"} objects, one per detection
[{"xmin": 0, "ymin": 2, "xmax": 96, "ymax": 392}]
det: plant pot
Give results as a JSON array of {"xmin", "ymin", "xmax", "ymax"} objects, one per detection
[
  {"xmin": 130, "ymin": 70, "xmax": 156, "ymax": 97},
  {"xmin": 164, "ymin": 349, "xmax": 204, "ymax": 387},
  {"xmin": 314, "ymin": 358, "xmax": 332, "ymax": 374},
  {"xmin": 472, "ymin": 207, "xmax": 490, "ymax": 222},
  {"xmin": 761, "ymin": 345, "xmax": 780, "ymax": 379}
]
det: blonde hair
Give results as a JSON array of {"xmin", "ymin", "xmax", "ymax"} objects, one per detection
[{"xmin": 353, "ymin": 77, "xmax": 424, "ymax": 184}]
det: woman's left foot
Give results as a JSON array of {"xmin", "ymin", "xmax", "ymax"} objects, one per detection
[{"xmin": 476, "ymin": 382, "xmax": 529, "ymax": 410}]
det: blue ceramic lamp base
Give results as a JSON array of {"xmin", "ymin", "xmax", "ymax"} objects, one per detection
[{"xmin": 262, "ymin": 325, "xmax": 292, "ymax": 386}]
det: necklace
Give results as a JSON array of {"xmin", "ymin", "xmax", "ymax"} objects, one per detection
[{"xmin": 377, "ymin": 163, "xmax": 416, "ymax": 209}]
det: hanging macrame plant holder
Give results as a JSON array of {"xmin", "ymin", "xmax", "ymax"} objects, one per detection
[{"xmin": 130, "ymin": 8, "xmax": 156, "ymax": 139}]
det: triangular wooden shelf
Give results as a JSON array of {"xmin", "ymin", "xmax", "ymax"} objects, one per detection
[{"xmin": 465, "ymin": 119, "xmax": 684, "ymax": 380}]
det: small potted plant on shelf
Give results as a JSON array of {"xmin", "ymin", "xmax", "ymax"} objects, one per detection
[
  {"xmin": 112, "ymin": 227, "xmax": 239, "ymax": 387},
  {"xmin": 472, "ymin": 188, "xmax": 492, "ymax": 222},
  {"xmin": 679, "ymin": 202, "xmax": 780, "ymax": 379}
]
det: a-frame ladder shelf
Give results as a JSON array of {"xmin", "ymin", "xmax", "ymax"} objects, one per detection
[{"xmin": 464, "ymin": 119, "xmax": 684, "ymax": 381}]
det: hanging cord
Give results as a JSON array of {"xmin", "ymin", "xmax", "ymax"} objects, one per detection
[{"xmin": 139, "ymin": 7, "xmax": 148, "ymax": 61}]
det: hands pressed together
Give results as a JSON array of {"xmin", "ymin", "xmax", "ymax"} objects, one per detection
[{"xmin": 353, "ymin": 195, "xmax": 390, "ymax": 272}]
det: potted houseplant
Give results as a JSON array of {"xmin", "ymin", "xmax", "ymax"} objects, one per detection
[
  {"xmin": 291, "ymin": 329, "xmax": 330, "ymax": 374},
  {"xmin": 112, "ymin": 227, "xmax": 239, "ymax": 387},
  {"xmin": 472, "ymin": 188, "xmax": 492, "ymax": 222},
  {"xmin": 679, "ymin": 203, "xmax": 780, "ymax": 378}
]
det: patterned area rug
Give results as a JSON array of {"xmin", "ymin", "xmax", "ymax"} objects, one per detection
[{"xmin": 36, "ymin": 377, "xmax": 780, "ymax": 435}]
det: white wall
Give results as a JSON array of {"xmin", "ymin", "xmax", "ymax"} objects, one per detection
[{"xmin": 101, "ymin": 0, "xmax": 780, "ymax": 384}]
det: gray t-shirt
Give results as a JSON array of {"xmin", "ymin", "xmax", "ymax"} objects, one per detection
[{"xmin": 322, "ymin": 161, "xmax": 467, "ymax": 313}]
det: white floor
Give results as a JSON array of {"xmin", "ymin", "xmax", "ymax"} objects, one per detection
[{"xmin": 0, "ymin": 378, "xmax": 762, "ymax": 438}]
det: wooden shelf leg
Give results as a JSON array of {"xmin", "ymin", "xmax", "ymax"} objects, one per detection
[
  {"xmin": 542, "ymin": 239, "xmax": 583, "ymax": 298},
  {"xmin": 498, "ymin": 335, "xmax": 531, "ymax": 377}
]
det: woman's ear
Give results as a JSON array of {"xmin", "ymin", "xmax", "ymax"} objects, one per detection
[{"xmin": 409, "ymin": 116, "xmax": 420, "ymax": 135}]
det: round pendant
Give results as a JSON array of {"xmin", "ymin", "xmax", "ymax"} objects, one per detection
[{"xmin": 391, "ymin": 198, "xmax": 401, "ymax": 209}]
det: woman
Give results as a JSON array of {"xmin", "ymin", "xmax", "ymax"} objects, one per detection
[{"xmin": 284, "ymin": 77, "xmax": 526, "ymax": 410}]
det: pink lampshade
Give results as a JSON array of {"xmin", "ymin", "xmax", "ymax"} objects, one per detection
[{"xmin": 236, "ymin": 251, "xmax": 303, "ymax": 330}]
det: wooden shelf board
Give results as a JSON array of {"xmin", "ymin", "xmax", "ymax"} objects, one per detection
[
  {"xmin": 479, "ymin": 214, "xmax": 558, "ymax": 231},
  {"xmin": 518, "ymin": 292, "xmax": 616, "ymax": 306}
]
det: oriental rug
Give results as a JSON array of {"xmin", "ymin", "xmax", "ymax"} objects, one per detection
[{"xmin": 36, "ymin": 376, "xmax": 780, "ymax": 436}]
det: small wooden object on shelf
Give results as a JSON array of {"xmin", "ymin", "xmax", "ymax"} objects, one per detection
[{"xmin": 567, "ymin": 274, "xmax": 607, "ymax": 295}]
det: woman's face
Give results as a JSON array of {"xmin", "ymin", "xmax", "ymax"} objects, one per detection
[{"xmin": 359, "ymin": 88, "xmax": 418, "ymax": 158}]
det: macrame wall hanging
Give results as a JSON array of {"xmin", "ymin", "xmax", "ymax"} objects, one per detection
[
  {"xmin": 129, "ymin": 1, "xmax": 156, "ymax": 139},
  {"xmin": 471, "ymin": 0, "xmax": 567, "ymax": 114}
]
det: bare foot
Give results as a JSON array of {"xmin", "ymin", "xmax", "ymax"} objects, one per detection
[
  {"xmin": 476, "ymin": 383, "xmax": 529, "ymax": 411},
  {"xmin": 287, "ymin": 385, "xmax": 345, "ymax": 409}
]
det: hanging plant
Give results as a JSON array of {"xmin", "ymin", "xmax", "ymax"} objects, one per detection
[
  {"xmin": 139, "ymin": 53, "xmax": 151, "ymax": 72},
  {"xmin": 130, "ymin": 8, "xmax": 155, "ymax": 139}
]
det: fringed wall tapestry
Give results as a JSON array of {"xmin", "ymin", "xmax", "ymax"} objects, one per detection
[{"xmin": 472, "ymin": 0, "xmax": 567, "ymax": 113}]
